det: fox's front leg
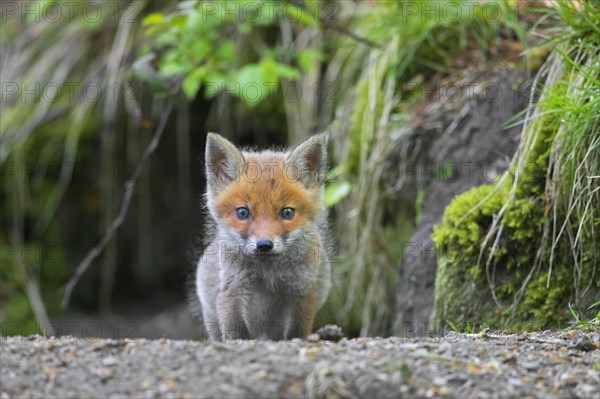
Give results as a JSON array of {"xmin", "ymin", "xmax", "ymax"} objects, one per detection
[
  {"xmin": 216, "ymin": 291, "xmax": 249, "ymax": 341},
  {"xmin": 292, "ymin": 288, "xmax": 319, "ymax": 339},
  {"xmin": 201, "ymin": 306, "xmax": 222, "ymax": 342}
]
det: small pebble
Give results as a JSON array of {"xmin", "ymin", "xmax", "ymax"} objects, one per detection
[
  {"xmin": 101, "ymin": 356, "xmax": 118, "ymax": 366},
  {"xmin": 570, "ymin": 336, "xmax": 595, "ymax": 352}
]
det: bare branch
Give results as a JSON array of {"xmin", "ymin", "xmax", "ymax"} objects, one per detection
[
  {"xmin": 295, "ymin": 0, "xmax": 382, "ymax": 49},
  {"xmin": 322, "ymin": 23, "xmax": 382, "ymax": 49}
]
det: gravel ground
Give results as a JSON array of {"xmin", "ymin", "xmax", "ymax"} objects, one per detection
[{"xmin": 1, "ymin": 330, "xmax": 599, "ymax": 399}]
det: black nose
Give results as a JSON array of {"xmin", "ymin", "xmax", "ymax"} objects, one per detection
[{"xmin": 256, "ymin": 239, "xmax": 274, "ymax": 252}]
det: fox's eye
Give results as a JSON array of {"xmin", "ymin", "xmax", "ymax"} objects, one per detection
[
  {"xmin": 236, "ymin": 207, "xmax": 250, "ymax": 220},
  {"xmin": 280, "ymin": 207, "xmax": 295, "ymax": 220}
]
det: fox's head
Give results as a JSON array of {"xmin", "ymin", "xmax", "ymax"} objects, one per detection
[{"xmin": 205, "ymin": 133, "xmax": 327, "ymax": 257}]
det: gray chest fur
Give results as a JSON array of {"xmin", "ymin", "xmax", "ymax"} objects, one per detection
[{"xmin": 196, "ymin": 246, "xmax": 330, "ymax": 341}]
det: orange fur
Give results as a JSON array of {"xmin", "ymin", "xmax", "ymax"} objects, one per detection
[
  {"xmin": 214, "ymin": 154, "xmax": 320, "ymax": 240},
  {"xmin": 296, "ymin": 286, "xmax": 319, "ymax": 337}
]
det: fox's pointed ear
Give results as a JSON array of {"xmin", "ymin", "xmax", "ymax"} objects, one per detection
[
  {"xmin": 287, "ymin": 134, "xmax": 328, "ymax": 188},
  {"xmin": 205, "ymin": 133, "xmax": 245, "ymax": 196}
]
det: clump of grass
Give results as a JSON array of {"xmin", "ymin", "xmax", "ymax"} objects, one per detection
[
  {"xmin": 568, "ymin": 300, "xmax": 600, "ymax": 331},
  {"xmin": 432, "ymin": 0, "xmax": 600, "ymax": 330},
  {"xmin": 324, "ymin": 0, "xmax": 528, "ymax": 336}
]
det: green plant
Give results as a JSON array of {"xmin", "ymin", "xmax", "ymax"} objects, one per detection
[
  {"xmin": 568, "ymin": 300, "xmax": 600, "ymax": 331},
  {"xmin": 139, "ymin": 1, "xmax": 323, "ymax": 105},
  {"xmin": 137, "ymin": 0, "xmax": 340, "ymax": 151},
  {"xmin": 325, "ymin": 0, "xmax": 528, "ymax": 336},
  {"xmin": 432, "ymin": 0, "xmax": 600, "ymax": 331}
]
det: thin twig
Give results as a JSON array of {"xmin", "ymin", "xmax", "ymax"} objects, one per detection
[
  {"xmin": 15, "ymin": 259, "xmax": 55, "ymax": 337},
  {"xmin": 323, "ymin": 23, "xmax": 382, "ymax": 48},
  {"xmin": 62, "ymin": 101, "xmax": 173, "ymax": 308},
  {"xmin": 295, "ymin": 0, "xmax": 382, "ymax": 48}
]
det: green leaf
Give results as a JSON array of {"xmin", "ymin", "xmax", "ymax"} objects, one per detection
[
  {"xmin": 182, "ymin": 67, "xmax": 207, "ymax": 99},
  {"xmin": 188, "ymin": 39, "xmax": 211, "ymax": 62},
  {"xmin": 261, "ymin": 58, "xmax": 279, "ymax": 82},
  {"xmin": 215, "ymin": 40, "xmax": 237, "ymax": 62},
  {"xmin": 171, "ymin": 15, "xmax": 187, "ymax": 28},
  {"xmin": 283, "ymin": 4, "xmax": 317, "ymax": 27},
  {"xmin": 275, "ymin": 63, "xmax": 300, "ymax": 80},
  {"xmin": 160, "ymin": 62, "xmax": 185, "ymax": 76},
  {"xmin": 203, "ymin": 72, "xmax": 227, "ymax": 99},
  {"xmin": 325, "ymin": 181, "xmax": 351, "ymax": 207},
  {"xmin": 588, "ymin": 300, "xmax": 600, "ymax": 310},
  {"xmin": 194, "ymin": 3, "xmax": 222, "ymax": 27},
  {"xmin": 143, "ymin": 13, "xmax": 165, "ymax": 26},
  {"xmin": 185, "ymin": 9, "xmax": 202, "ymax": 30},
  {"xmin": 232, "ymin": 63, "xmax": 268, "ymax": 106}
]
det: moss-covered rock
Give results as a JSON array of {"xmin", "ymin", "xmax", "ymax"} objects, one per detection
[
  {"xmin": 432, "ymin": 47, "xmax": 600, "ymax": 330},
  {"xmin": 432, "ymin": 175, "xmax": 593, "ymax": 330},
  {"xmin": 432, "ymin": 182, "xmax": 546, "ymax": 330}
]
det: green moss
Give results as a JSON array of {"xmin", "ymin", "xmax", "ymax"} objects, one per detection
[
  {"xmin": 432, "ymin": 182, "xmax": 545, "ymax": 329},
  {"xmin": 431, "ymin": 155, "xmax": 591, "ymax": 330},
  {"xmin": 432, "ymin": 102, "xmax": 570, "ymax": 330},
  {"xmin": 521, "ymin": 269, "xmax": 571, "ymax": 328}
]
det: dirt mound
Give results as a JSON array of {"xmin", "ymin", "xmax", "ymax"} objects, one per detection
[{"xmin": 393, "ymin": 66, "xmax": 532, "ymax": 331}]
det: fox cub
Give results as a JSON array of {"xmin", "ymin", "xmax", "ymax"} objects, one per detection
[{"xmin": 196, "ymin": 133, "xmax": 331, "ymax": 341}]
